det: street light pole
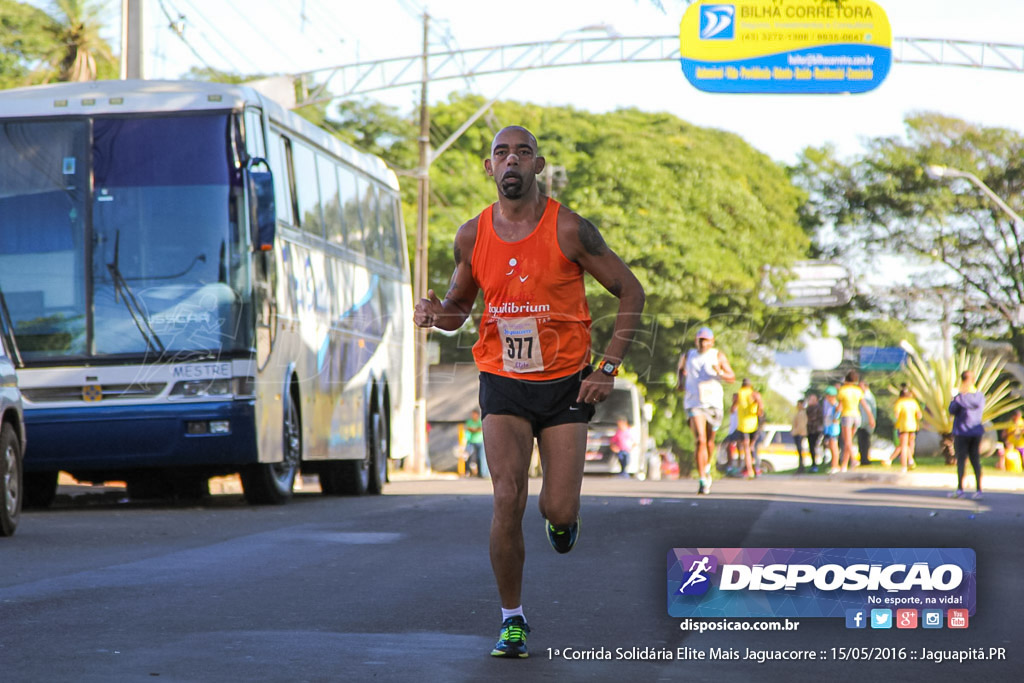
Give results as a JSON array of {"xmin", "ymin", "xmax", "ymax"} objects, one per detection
[
  {"xmin": 410, "ymin": 12, "xmax": 431, "ymax": 474},
  {"xmin": 925, "ymin": 164, "xmax": 1024, "ymax": 226},
  {"xmin": 924, "ymin": 163, "xmax": 1024, "ymax": 335}
]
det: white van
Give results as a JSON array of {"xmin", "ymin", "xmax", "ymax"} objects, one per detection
[{"xmin": 583, "ymin": 378, "xmax": 653, "ymax": 478}]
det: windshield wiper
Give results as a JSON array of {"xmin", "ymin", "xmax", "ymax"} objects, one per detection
[{"xmin": 107, "ymin": 231, "xmax": 165, "ymax": 354}]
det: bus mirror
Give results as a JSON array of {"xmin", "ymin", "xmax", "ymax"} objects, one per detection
[
  {"xmin": 246, "ymin": 158, "xmax": 276, "ymax": 251},
  {"xmin": 643, "ymin": 403, "xmax": 654, "ymax": 423}
]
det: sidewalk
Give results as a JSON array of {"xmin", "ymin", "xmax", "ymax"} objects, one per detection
[
  {"xmin": 826, "ymin": 468, "xmax": 1024, "ymax": 491},
  {"xmin": 389, "ymin": 467, "xmax": 1024, "ymax": 491}
]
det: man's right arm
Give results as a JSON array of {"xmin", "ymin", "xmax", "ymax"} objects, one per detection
[{"xmin": 413, "ymin": 219, "xmax": 480, "ymax": 331}]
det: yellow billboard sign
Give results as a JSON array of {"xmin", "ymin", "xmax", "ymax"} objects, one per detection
[{"xmin": 680, "ymin": 0, "xmax": 892, "ymax": 94}]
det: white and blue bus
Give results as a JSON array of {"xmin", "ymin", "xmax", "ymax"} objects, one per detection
[{"xmin": 0, "ymin": 80, "xmax": 414, "ymax": 505}]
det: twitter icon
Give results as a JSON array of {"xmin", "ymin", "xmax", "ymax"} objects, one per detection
[{"xmin": 870, "ymin": 609, "xmax": 893, "ymax": 629}]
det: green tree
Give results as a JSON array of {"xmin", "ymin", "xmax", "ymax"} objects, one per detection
[
  {"xmin": 0, "ymin": 0, "xmax": 117, "ymax": 86},
  {"xmin": 39, "ymin": 0, "xmax": 117, "ymax": 82},
  {"xmin": 0, "ymin": 0, "xmax": 54, "ymax": 88},
  {"xmin": 792, "ymin": 113, "xmax": 1024, "ymax": 360}
]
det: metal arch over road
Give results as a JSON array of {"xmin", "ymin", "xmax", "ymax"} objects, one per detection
[{"xmin": 294, "ymin": 35, "xmax": 1024, "ymax": 107}]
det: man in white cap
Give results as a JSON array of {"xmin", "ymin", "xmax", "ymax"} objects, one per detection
[{"xmin": 677, "ymin": 326, "xmax": 735, "ymax": 494}]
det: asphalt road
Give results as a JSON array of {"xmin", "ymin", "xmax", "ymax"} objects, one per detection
[{"xmin": 1, "ymin": 474, "xmax": 1021, "ymax": 682}]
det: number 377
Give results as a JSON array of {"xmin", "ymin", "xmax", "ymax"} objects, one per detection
[{"xmin": 505, "ymin": 336, "xmax": 534, "ymax": 360}]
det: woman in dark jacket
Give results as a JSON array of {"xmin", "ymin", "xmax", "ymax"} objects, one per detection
[{"xmin": 948, "ymin": 370, "xmax": 985, "ymax": 499}]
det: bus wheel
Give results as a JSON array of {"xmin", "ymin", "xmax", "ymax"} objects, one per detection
[
  {"xmin": 241, "ymin": 393, "xmax": 300, "ymax": 505},
  {"xmin": 1, "ymin": 424, "xmax": 23, "ymax": 536},
  {"xmin": 327, "ymin": 403, "xmax": 384, "ymax": 496},
  {"xmin": 23, "ymin": 470, "xmax": 58, "ymax": 509},
  {"xmin": 367, "ymin": 404, "xmax": 388, "ymax": 495}
]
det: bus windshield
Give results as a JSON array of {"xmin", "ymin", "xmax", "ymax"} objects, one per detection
[{"xmin": 0, "ymin": 113, "xmax": 251, "ymax": 361}]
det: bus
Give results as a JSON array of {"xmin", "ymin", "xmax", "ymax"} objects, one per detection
[{"xmin": 0, "ymin": 80, "xmax": 414, "ymax": 505}]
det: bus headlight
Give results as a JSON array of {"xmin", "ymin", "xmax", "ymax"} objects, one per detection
[{"xmin": 170, "ymin": 379, "xmax": 232, "ymax": 398}]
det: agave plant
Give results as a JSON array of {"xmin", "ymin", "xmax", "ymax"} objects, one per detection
[{"xmin": 897, "ymin": 342, "xmax": 1024, "ymax": 463}]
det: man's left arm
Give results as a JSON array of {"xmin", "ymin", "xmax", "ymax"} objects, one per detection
[
  {"xmin": 560, "ymin": 210, "xmax": 646, "ymax": 403},
  {"xmin": 716, "ymin": 350, "xmax": 737, "ymax": 384}
]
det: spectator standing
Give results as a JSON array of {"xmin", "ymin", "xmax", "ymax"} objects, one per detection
[
  {"xmin": 736, "ymin": 379, "xmax": 763, "ymax": 478},
  {"xmin": 1003, "ymin": 410, "xmax": 1024, "ymax": 470},
  {"xmin": 949, "ymin": 370, "xmax": 985, "ymax": 499},
  {"xmin": 791, "ymin": 399, "xmax": 809, "ymax": 473},
  {"xmin": 823, "ymin": 386, "xmax": 841, "ymax": 472},
  {"xmin": 837, "ymin": 371, "xmax": 875, "ymax": 471},
  {"xmin": 609, "ymin": 418, "xmax": 634, "ymax": 477},
  {"xmin": 464, "ymin": 409, "xmax": 488, "ymax": 478},
  {"xmin": 888, "ymin": 387, "xmax": 923, "ymax": 472},
  {"xmin": 856, "ymin": 380, "xmax": 877, "ymax": 465},
  {"xmin": 804, "ymin": 393, "xmax": 823, "ymax": 473}
]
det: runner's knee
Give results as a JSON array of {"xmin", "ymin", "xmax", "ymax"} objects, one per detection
[{"xmin": 539, "ymin": 496, "xmax": 578, "ymax": 527}]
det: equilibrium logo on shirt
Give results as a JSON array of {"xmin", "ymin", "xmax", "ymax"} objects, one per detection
[{"xmin": 667, "ymin": 548, "xmax": 976, "ymax": 619}]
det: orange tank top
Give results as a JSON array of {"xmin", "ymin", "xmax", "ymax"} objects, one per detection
[{"xmin": 471, "ymin": 198, "xmax": 591, "ymax": 380}]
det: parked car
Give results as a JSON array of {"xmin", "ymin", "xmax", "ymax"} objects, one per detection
[
  {"xmin": 717, "ymin": 423, "xmax": 890, "ymax": 473},
  {"xmin": 0, "ymin": 297, "xmax": 26, "ymax": 536}
]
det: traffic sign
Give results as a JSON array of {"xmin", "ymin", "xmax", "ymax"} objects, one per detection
[{"xmin": 859, "ymin": 346, "xmax": 907, "ymax": 371}]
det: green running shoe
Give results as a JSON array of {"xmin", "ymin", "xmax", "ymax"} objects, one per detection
[
  {"xmin": 545, "ymin": 515, "xmax": 580, "ymax": 554},
  {"xmin": 491, "ymin": 616, "xmax": 531, "ymax": 658}
]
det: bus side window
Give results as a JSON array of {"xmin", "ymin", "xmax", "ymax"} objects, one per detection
[
  {"xmin": 344, "ymin": 172, "xmax": 366, "ymax": 256},
  {"xmin": 380, "ymin": 195, "xmax": 400, "ymax": 268},
  {"xmin": 279, "ymin": 136, "xmax": 298, "ymax": 226},
  {"xmin": 290, "ymin": 141, "xmax": 323, "ymax": 238},
  {"xmin": 318, "ymin": 154, "xmax": 343, "ymax": 247},
  {"xmin": 244, "ymin": 109, "xmax": 266, "ymax": 159},
  {"xmin": 362, "ymin": 181, "xmax": 382, "ymax": 261}
]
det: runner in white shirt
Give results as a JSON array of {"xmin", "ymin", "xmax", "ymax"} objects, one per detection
[{"xmin": 677, "ymin": 327, "xmax": 736, "ymax": 494}]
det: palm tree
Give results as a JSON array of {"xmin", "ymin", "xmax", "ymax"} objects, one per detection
[
  {"xmin": 38, "ymin": 0, "xmax": 117, "ymax": 83},
  {"xmin": 898, "ymin": 342, "xmax": 1024, "ymax": 463}
]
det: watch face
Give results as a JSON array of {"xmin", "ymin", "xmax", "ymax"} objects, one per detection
[{"xmin": 602, "ymin": 362, "xmax": 616, "ymax": 374}]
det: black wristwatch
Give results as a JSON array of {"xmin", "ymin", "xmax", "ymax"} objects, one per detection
[{"xmin": 599, "ymin": 360, "xmax": 619, "ymax": 377}]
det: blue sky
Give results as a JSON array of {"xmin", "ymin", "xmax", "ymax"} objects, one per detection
[{"xmin": 111, "ymin": 0, "xmax": 1024, "ymax": 164}]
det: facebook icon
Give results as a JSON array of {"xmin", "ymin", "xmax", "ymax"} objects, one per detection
[{"xmin": 846, "ymin": 609, "xmax": 867, "ymax": 629}]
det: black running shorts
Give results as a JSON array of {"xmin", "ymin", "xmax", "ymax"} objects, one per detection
[{"xmin": 479, "ymin": 367, "xmax": 596, "ymax": 437}]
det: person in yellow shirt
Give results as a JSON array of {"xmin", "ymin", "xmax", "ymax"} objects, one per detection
[
  {"xmin": 837, "ymin": 370, "xmax": 876, "ymax": 471},
  {"xmin": 887, "ymin": 386, "xmax": 923, "ymax": 472},
  {"xmin": 736, "ymin": 379, "xmax": 763, "ymax": 479},
  {"xmin": 999, "ymin": 409, "xmax": 1024, "ymax": 471}
]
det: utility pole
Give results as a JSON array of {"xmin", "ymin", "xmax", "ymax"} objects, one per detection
[
  {"xmin": 410, "ymin": 12, "xmax": 431, "ymax": 474},
  {"xmin": 120, "ymin": 0, "xmax": 145, "ymax": 79}
]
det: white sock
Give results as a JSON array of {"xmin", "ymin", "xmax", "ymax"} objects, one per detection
[{"xmin": 502, "ymin": 606, "xmax": 525, "ymax": 622}]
